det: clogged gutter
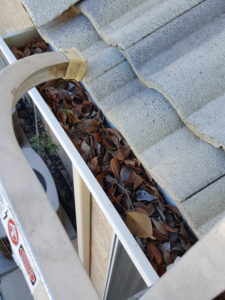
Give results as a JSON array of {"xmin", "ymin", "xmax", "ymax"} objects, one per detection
[{"xmin": 11, "ymin": 38, "xmax": 196, "ymax": 276}]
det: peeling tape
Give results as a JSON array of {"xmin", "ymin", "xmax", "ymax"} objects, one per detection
[{"xmin": 61, "ymin": 48, "xmax": 87, "ymax": 81}]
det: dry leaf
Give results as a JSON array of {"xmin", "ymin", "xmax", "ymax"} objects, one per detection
[
  {"xmin": 96, "ymin": 172, "xmax": 105, "ymax": 187},
  {"xmin": 147, "ymin": 243, "xmax": 162, "ymax": 265},
  {"xmin": 179, "ymin": 223, "xmax": 189, "ymax": 240},
  {"xmin": 134, "ymin": 202, "xmax": 154, "ymax": 215},
  {"xmin": 110, "ymin": 157, "xmax": 120, "ymax": 179},
  {"xmin": 164, "ymin": 224, "xmax": 178, "ymax": 233},
  {"xmin": 120, "ymin": 166, "xmax": 132, "ymax": 183},
  {"xmin": 57, "ymin": 110, "xmax": 67, "ymax": 125},
  {"xmin": 129, "ymin": 172, "xmax": 143, "ymax": 190},
  {"xmin": 103, "ymin": 136, "xmax": 118, "ymax": 150},
  {"xmin": 159, "ymin": 242, "xmax": 172, "ymax": 265},
  {"xmin": 153, "ymin": 228, "xmax": 168, "ymax": 242},
  {"xmin": 135, "ymin": 189, "xmax": 154, "ymax": 202},
  {"xmin": 67, "ymin": 110, "xmax": 81, "ymax": 124},
  {"xmin": 125, "ymin": 211, "xmax": 154, "ymax": 239},
  {"xmin": 133, "ymin": 207, "xmax": 149, "ymax": 215},
  {"xmin": 113, "ymin": 147, "xmax": 130, "ymax": 161},
  {"xmin": 152, "ymin": 219, "xmax": 168, "ymax": 236},
  {"xmin": 124, "ymin": 159, "xmax": 136, "ymax": 166},
  {"xmin": 89, "ymin": 157, "xmax": 100, "ymax": 173},
  {"xmin": 156, "ymin": 264, "xmax": 167, "ymax": 277},
  {"xmin": 104, "ymin": 128, "xmax": 122, "ymax": 142},
  {"xmin": 80, "ymin": 141, "xmax": 91, "ymax": 160}
]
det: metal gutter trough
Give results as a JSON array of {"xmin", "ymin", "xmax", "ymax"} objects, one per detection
[{"xmin": 0, "ymin": 28, "xmax": 158, "ymax": 299}]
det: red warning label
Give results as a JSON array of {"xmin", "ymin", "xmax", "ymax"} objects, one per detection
[
  {"xmin": 8, "ymin": 218, "xmax": 19, "ymax": 246},
  {"xmin": 19, "ymin": 245, "xmax": 36, "ymax": 285}
]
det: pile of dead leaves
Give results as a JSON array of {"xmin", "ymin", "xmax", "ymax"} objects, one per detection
[
  {"xmin": 11, "ymin": 38, "xmax": 49, "ymax": 59},
  {"xmin": 13, "ymin": 39, "xmax": 196, "ymax": 276},
  {"xmin": 37, "ymin": 79, "xmax": 195, "ymax": 276}
]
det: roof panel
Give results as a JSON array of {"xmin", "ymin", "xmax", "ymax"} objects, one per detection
[
  {"xmin": 79, "ymin": 0, "xmax": 204, "ymax": 48},
  {"xmin": 21, "ymin": 0, "xmax": 79, "ymax": 26},
  {"xmin": 79, "ymin": 0, "xmax": 225, "ymax": 150},
  {"xmin": 140, "ymin": 128, "xmax": 225, "ymax": 202},
  {"xmin": 180, "ymin": 176, "xmax": 225, "ymax": 237}
]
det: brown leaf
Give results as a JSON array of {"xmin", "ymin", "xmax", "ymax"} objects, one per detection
[
  {"xmin": 11, "ymin": 46, "xmax": 24, "ymax": 59},
  {"xmin": 114, "ymin": 193, "xmax": 124, "ymax": 204},
  {"xmin": 35, "ymin": 40, "xmax": 48, "ymax": 50},
  {"xmin": 134, "ymin": 202, "xmax": 154, "ymax": 215},
  {"xmin": 144, "ymin": 184, "xmax": 161, "ymax": 198},
  {"xmin": 96, "ymin": 172, "xmax": 105, "ymax": 188},
  {"xmin": 61, "ymin": 123, "xmax": 71, "ymax": 137},
  {"xmin": 164, "ymin": 224, "xmax": 178, "ymax": 233},
  {"xmin": 110, "ymin": 157, "xmax": 120, "ymax": 179},
  {"xmin": 67, "ymin": 110, "xmax": 81, "ymax": 124},
  {"xmin": 80, "ymin": 141, "xmax": 91, "ymax": 160},
  {"xmin": 104, "ymin": 128, "xmax": 122, "ymax": 142},
  {"xmin": 166, "ymin": 205, "xmax": 181, "ymax": 219},
  {"xmin": 133, "ymin": 207, "xmax": 149, "ymax": 216},
  {"xmin": 107, "ymin": 184, "xmax": 116, "ymax": 199},
  {"xmin": 152, "ymin": 219, "xmax": 168, "ymax": 236},
  {"xmin": 113, "ymin": 147, "xmax": 130, "ymax": 161},
  {"xmin": 57, "ymin": 110, "xmax": 67, "ymax": 125},
  {"xmin": 156, "ymin": 264, "xmax": 167, "ymax": 277},
  {"xmin": 147, "ymin": 243, "xmax": 162, "ymax": 265},
  {"xmin": 90, "ymin": 132, "xmax": 102, "ymax": 143},
  {"xmin": 179, "ymin": 223, "xmax": 189, "ymax": 240},
  {"xmin": 124, "ymin": 159, "xmax": 136, "ymax": 167},
  {"xmin": 125, "ymin": 212, "xmax": 154, "ymax": 239},
  {"xmin": 152, "ymin": 228, "xmax": 168, "ymax": 242},
  {"xmin": 89, "ymin": 157, "xmax": 100, "ymax": 173},
  {"xmin": 103, "ymin": 136, "xmax": 119, "ymax": 150},
  {"xmin": 79, "ymin": 119, "xmax": 101, "ymax": 133},
  {"xmin": 129, "ymin": 172, "xmax": 143, "ymax": 190}
]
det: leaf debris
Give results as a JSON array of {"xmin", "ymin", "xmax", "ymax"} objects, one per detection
[{"xmin": 13, "ymin": 39, "xmax": 196, "ymax": 276}]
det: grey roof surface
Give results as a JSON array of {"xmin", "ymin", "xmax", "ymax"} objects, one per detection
[
  {"xmin": 21, "ymin": 0, "xmax": 80, "ymax": 26},
  {"xmin": 79, "ymin": 0, "xmax": 204, "ymax": 49},
  {"xmin": 22, "ymin": 0, "xmax": 225, "ymax": 238},
  {"xmin": 79, "ymin": 0, "xmax": 225, "ymax": 150},
  {"xmin": 180, "ymin": 176, "xmax": 225, "ymax": 237}
]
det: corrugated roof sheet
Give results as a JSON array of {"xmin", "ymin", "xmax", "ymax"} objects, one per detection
[{"xmin": 21, "ymin": 0, "xmax": 225, "ymax": 237}]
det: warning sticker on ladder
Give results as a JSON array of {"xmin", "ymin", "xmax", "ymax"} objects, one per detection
[
  {"xmin": 19, "ymin": 245, "xmax": 37, "ymax": 286},
  {"xmin": 8, "ymin": 218, "xmax": 19, "ymax": 246},
  {"xmin": 0, "ymin": 181, "xmax": 40, "ymax": 294}
]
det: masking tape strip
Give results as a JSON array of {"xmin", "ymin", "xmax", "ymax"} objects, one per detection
[{"xmin": 61, "ymin": 48, "xmax": 87, "ymax": 81}]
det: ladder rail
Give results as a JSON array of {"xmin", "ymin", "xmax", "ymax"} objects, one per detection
[{"xmin": 0, "ymin": 52, "xmax": 98, "ymax": 300}]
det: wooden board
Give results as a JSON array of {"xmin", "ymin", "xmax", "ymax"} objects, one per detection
[
  {"xmin": 90, "ymin": 196, "xmax": 113, "ymax": 297},
  {"xmin": 0, "ymin": 0, "xmax": 32, "ymax": 36}
]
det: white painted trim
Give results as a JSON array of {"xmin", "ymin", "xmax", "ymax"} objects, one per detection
[{"xmin": 72, "ymin": 168, "xmax": 91, "ymax": 274}]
